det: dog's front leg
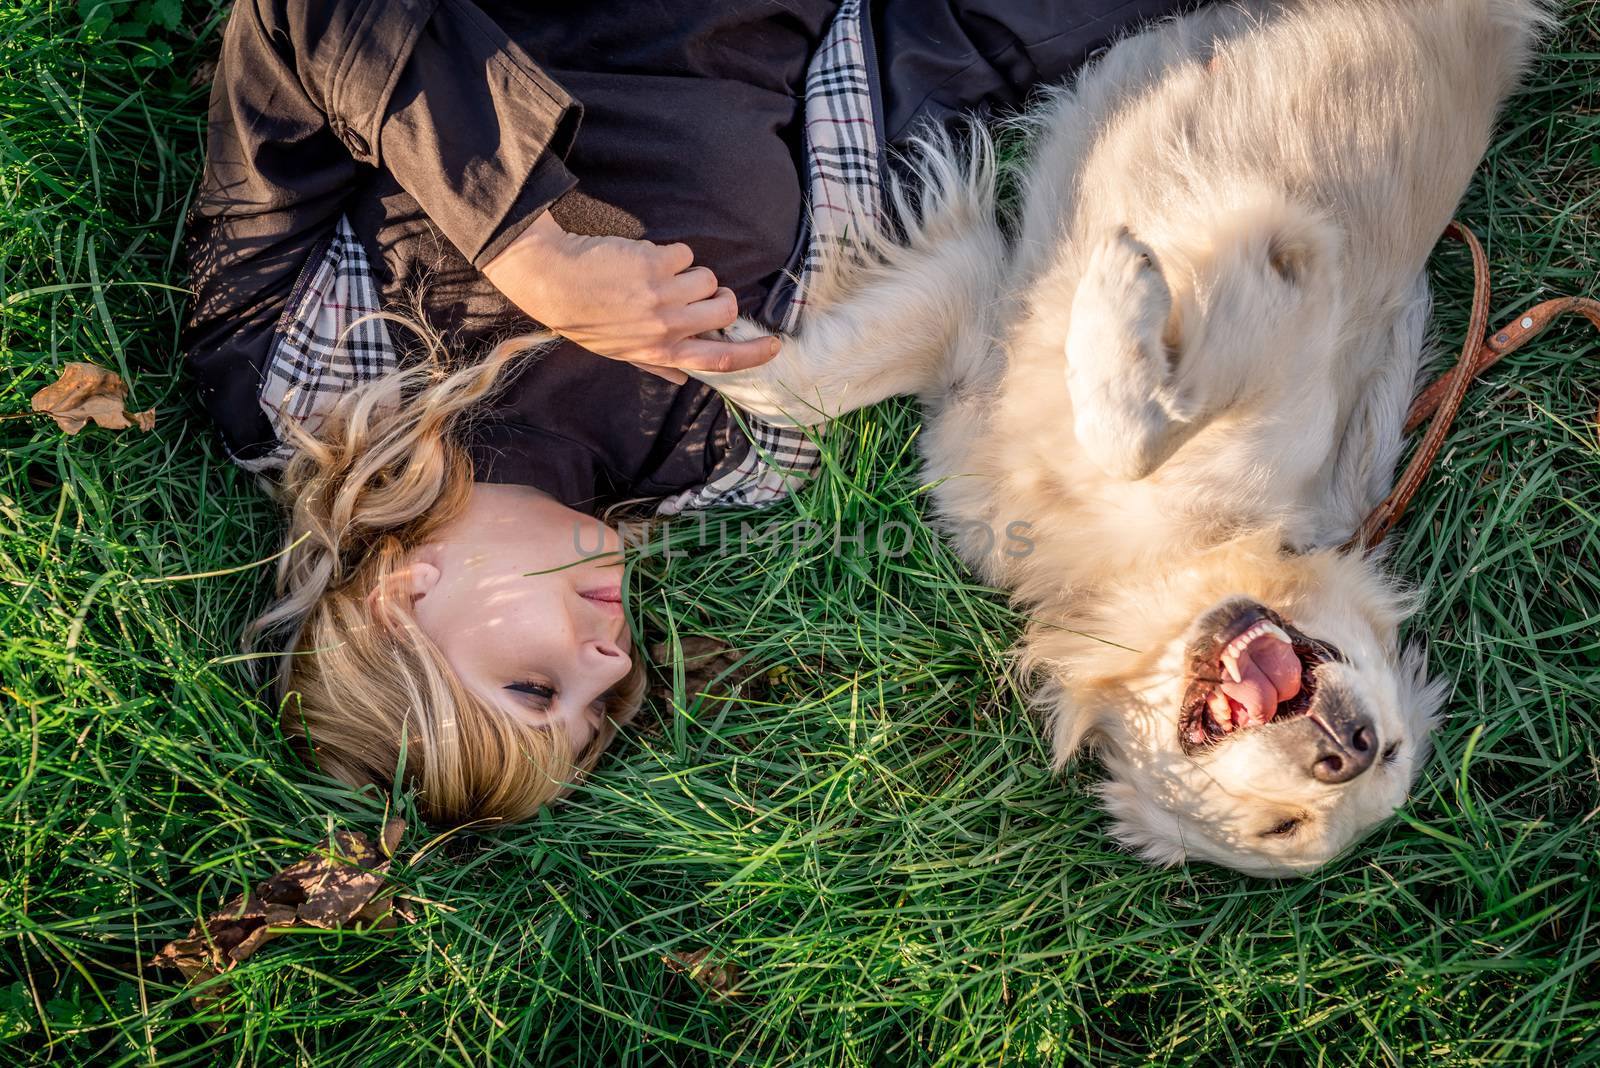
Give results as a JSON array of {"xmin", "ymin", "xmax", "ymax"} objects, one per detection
[
  {"xmin": 690, "ymin": 298, "xmax": 953, "ymax": 428},
  {"xmin": 1063, "ymin": 229, "xmax": 1212, "ymax": 481},
  {"xmin": 693, "ymin": 134, "xmax": 1006, "ymax": 427},
  {"xmin": 695, "ymin": 237, "xmax": 999, "ymax": 427}
]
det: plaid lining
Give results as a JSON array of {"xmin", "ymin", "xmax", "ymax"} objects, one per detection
[
  {"xmin": 781, "ymin": 0, "xmax": 883, "ymax": 328},
  {"xmin": 246, "ymin": 217, "xmax": 397, "ymax": 471},
  {"xmin": 249, "ymin": 1, "xmax": 881, "ymax": 512},
  {"xmin": 655, "ymin": 0, "xmax": 880, "ymax": 513},
  {"xmin": 654, "ymin": 406, "xmax": 827, "ymax": 515}
]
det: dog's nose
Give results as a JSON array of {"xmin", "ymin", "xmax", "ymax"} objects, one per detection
[{"xmin": 1309, "ymin": 713, "xmax": 1377, "ymax": 783}]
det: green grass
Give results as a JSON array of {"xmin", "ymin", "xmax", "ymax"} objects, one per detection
[{"xmin": 2, "ymin": 1, "xmax": 1597, "ymax": 1064}]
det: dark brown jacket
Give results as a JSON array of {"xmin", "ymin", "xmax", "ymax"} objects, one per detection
[{"xmin": 185, "ymin": 0, "xmax": 1187, "ymax": 509}]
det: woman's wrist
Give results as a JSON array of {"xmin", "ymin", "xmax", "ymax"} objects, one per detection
[
  {"xmin": 515, "ymin": 208, "xmax": 569, "ymax": 251},
  {"xmin": 484, "ymin": 210, "xmax": 567, "ymax": 285},
  {"xmin": 482, "ymin": 209, "xmax": 582, "ymax": 329},
  {"xmin": 479, "ymin": 207, "xmax": 779, "ymax": 381}
]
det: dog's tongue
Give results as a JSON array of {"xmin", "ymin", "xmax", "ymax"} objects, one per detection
[{"xmin": 1221, "ymin": 632, "xmax": 1302, "ymax": 727}]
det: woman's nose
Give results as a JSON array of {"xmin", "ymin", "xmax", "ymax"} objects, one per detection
[{"xmin": 583, "ymin": 639, "xmax": 631, "ymax": 679}]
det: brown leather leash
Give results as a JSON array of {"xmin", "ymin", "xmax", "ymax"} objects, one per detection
[{"xmin": 1349, "ymin": 221, "xmax": 1600, "ymax": 551}]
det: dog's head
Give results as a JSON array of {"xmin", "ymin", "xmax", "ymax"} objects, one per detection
[{"xmin": 1030, "ymin": 537, "xmax": 1444, "ymax": 877}]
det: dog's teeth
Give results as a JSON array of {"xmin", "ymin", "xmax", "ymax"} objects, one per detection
[
  {"xmin": 1220, "ymin": 620, "xmax": 1293, "ymax": 682},
  {"xmin": 1206, "ymin": 691, "xmax": 1235, "ymax": 733},
  {"xmin": 1219, "ymin": 625, "xmax": 1256, "ymax": 680},
  {"xmin": 1258, "ymin": 621, "xmax": 1291, "ymax": 645}
]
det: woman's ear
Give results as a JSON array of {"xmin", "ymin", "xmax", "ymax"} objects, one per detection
[{"xmin": 366, "ymin": 559, "xmax": 441, "ymax": 631}]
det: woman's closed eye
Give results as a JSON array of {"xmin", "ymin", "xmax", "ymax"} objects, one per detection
[
  {"xmin": 502, "ymin": 679, "xmax": 610, "ymax": 757},
  {"xmin": 506, "ymin": 680, "xmax": 556, "ymax": 703},
  {"xmin": 505, "ymin": 680, "xmax": 610, "ymax": 720}
]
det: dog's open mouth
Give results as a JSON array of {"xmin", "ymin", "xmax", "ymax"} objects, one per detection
[{"xmin": 1179, "ymin": 603, "xmax": 1342, "ymax": 752}]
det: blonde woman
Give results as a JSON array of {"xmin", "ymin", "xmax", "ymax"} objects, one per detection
[{"xmin": 184, "ymin": 0, "xmax": 1188, "ymax": 826}]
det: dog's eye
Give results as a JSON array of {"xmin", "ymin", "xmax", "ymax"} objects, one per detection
[
  {"xmin": 1262, "ymin": 817, "xmax": 1302, "ymax": 838},
  {"xmin": 1381, "ymin": 741, "xmax": 1401, "ymax": 765},
  {"xmin": 1267, "ymin": 233, "xmax": 1310, "ymax": 284}
]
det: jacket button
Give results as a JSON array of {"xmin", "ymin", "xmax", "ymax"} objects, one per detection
[{"xmin": 340, "ymin": 126, "xmax": 370, "ymax": 159}]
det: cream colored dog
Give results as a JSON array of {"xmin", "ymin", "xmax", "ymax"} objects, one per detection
[{"xmin": 698, "ymin": 0, "xmax": 1548, "ymax": 875}]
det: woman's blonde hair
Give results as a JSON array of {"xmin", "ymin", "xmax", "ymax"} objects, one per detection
[{"xmin": 249, "ymin": 327, "xmax": 647, "ymax": 827}]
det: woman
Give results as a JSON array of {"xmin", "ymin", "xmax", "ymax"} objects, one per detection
[{"xmin": 185, "ymin": 0, "xmax": 1187, "ymax": 826}]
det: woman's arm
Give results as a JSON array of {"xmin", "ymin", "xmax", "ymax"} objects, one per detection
[
  {"xmin": 381, "ymin": 0, "xmax": 780, "ymax": 376},
  {"xmin": 186, "ymin": 0, "xmax": 584, "ymax": 459},
  {"xmin": 186, "ymin": 0, "xmax": 777, "ymax": 460},
  {"xmin": 482, "ymin": 213, "xmax": 779, "ymax": 385},
  {"xmin": 183, "ymin": 0, "xmax": 381, "ymax": 461}
]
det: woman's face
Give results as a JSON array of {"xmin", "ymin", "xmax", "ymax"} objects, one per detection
[{"xmin": 393, "ymin": 483, "xmax": 633, "ymax": 757}]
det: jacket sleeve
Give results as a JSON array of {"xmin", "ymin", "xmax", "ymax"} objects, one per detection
[{"xmin": 184, "ymin": 0, "xmax": 581, "ymax": 460}]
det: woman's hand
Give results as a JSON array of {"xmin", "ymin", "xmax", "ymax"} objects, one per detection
[{"xmin": 482, "ymin": 210, "xmax": 779, "ymax": 384}]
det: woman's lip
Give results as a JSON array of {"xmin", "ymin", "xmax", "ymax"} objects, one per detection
[{"xmin": 579, "ymin": 586, "xmax": 624, "ymax": 611}]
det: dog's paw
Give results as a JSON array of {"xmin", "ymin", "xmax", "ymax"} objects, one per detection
[
  {"xmin": 691, "ymin": 318, "xmax": 828, "ymax": 426},
  {"xmin": 706, "ymin": 317, "xmax": 770, "ymax": 346},
  {"xmin": 1065, "ymin": 229, "xmax": 1189, "ymax": 481}
]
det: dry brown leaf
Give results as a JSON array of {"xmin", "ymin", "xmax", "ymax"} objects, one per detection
[
  {"xmin": 380, "ymin": 816, "xmax": 405, "ymax": 858},
  {"xmin": 391, "ymin": 896, "xmax": 420, "ymax": 924},
  {"xmin": 30, "ymin": 362, "xmax": 155, "ymax": 435},
  {"xmin": 154, "ymin": 821, "xmax": 408, "ymax": 999},
  {"xmin": 649, "ymin": 636, "xmax": 763, "ymax": 704},
  {"xmin": 664, "ymin": 948, "xmax": 744, "ymax": 999}
]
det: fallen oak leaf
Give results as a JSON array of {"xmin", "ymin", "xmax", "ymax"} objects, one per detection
[
  {"xmin": 30, "ymin": 361, "xmax": 155, "ymax": 435},
  {"xmin": 260, "ymin": 828, "xmax": 390, "ymax": 929},
  {"xmin": 155, "ymin": 821, "xmax": 408, "ymax": 996},
  {"xmin": 350, "ymin": 892, "xmax": 402, "ymax": 932},
  {"xmin": 380, "ymin": 816, "xmax": 405, "ymax": 858},
  {"xmin": 664, "ymin": 948, "xmax": 745, "ymax": 1000},
  {"xmin": 649, "ymin": 636, "xmax": 764, "ymax": 704},
  {"xmin": 152, "ymin": 893, "xmax": 298, "ymax": 988}
]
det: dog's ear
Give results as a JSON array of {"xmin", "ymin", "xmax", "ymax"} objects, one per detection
[
  {"xmin": 1264, "ymin": 210, "xmax": 1339, "ymax": 287},
  {"xmin": 1065, "ymin": 229, "xmax": 1198, "ymax": 481},
  {"xmin": 1267, "ymin": 231, "xmax": 1312, "ymax": 285},
  {"xmin": 1394, "ymin": 638, "xmax": 1447, "ymax": 773},
  {"xmin": 1037, "ymin": 679, "xmax": 1112, "ymax": 770},
  {"xmin": 1095, "ymin": 779, "xmax": 1188, "ymax": 866}
]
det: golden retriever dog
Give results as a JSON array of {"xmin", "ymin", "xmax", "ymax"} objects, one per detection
[{"xmin": 698, "ymin": 0, "xmax": 1549, "ymax": 875}]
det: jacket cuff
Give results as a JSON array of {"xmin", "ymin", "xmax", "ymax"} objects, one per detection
[{"xmin": 473, "ymin": 153, "xmax": 580, "ymax": 270}]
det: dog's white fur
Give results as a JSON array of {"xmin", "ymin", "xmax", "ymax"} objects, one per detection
[{"xmin": 697, "ymin": 0, "xmax": 1548, "ymax": 875}]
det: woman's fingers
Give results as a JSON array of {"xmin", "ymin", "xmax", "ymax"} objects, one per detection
[
  {"xmin": 654, "ymin": 241, "xmax": 696, "ymax": 275},
  {"xmin": 666, "ymin": 333, "xmax": 781, "ymax": 374},
  {"xmin": 674, "ymin": 286, "xmax": 742, "ymax": 336},
  {"xmin": 662, "ymin": 265, "xmax": 720, "ymax": 305},
  {"xmin": 636, "ymin": 363, "xmax": 690, "ymax": 385},
  {"xmin": 487, "ymin": 219, "xmax": 773, "ymax": 381},
  {"xmin": 656, "ymin": 288, "xmax": 780, "ymax": 373}
]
